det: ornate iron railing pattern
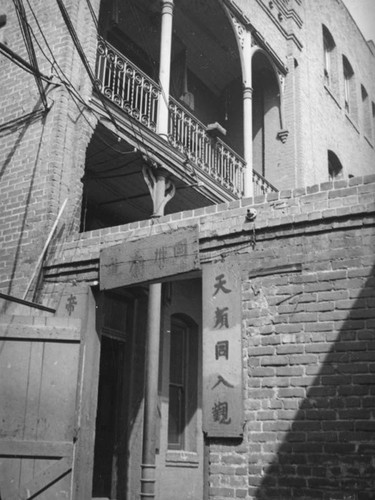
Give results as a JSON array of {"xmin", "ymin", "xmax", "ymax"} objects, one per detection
[
  {"xmin": 253, "ymin": 170, "xmax": 278, "ymax": 197},
  {"xmin": 168, "ymin": 97, "xmax": 245, "ymax": 196},
  {"xmin": 95, "ymin": 37, "xmax": 160, "ymax": 131},
  {"xmin": 95, "ymin": 38, "xmax": 278, "ymax": 198}
]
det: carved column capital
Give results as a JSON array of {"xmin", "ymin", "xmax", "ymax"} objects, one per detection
[
  {"xmin": 160, "ymin": 0, "xmax": 174, "ymax": 15},
  {"xmin": 277, "ymin": 129, "xmax": 289, "ymax": 143},
  {"xmin": 243, "ymin": 86, "xmax": 253, "ymax": 100}
]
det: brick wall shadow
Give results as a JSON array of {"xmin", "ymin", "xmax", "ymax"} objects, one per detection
[
  {"xmin": 0, "ymin": 103, "xmax": 47, "ymax": 302},
  {"xmin": 253, "ymin": 267, "xmax": 375, "ymax": 500}
]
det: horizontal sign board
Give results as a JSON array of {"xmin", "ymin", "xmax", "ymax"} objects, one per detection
[{"xmin": 100, "ymin": 226, "xmax": 199, "ymax": 290}]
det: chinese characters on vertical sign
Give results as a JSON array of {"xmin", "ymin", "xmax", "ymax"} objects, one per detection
[{"xmin": 202, "ymin": 259, "xmax": 243, "ymax": 437}]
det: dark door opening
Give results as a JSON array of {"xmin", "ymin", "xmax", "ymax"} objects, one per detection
[{"xmin": 92, "ymin": 334, "xmax": 127, "ymax": 499}]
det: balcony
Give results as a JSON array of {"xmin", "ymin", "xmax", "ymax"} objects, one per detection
[{"xmin": 94, "ymin": 37, "xmax": 277, "ymax": 200}]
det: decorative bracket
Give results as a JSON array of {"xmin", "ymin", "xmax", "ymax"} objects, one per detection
[
  {"xmin": 277, "ymin": 129, "xmax": 289, "ymax": 143},
  {"xmin": 230, "ymin": 14, "xmax": 245, "ymax": 49},
  {"xmin": 142, "ymin": 164, "xmax": 176, "ymax": 217}
]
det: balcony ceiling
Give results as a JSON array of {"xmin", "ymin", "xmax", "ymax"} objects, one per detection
[
  {"xmin": 82, "ymin": 123, "xmax": 218, "ymax": 229},
  {"xmin": 113, "ymin": 0, "xmax": 241, "ymax": 95}
]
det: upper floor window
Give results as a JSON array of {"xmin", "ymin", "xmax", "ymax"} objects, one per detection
[
  {"xmin": 328, "ymin": 150, "xmax": 344, "ymax": 181},
  {"xmin": 322, "ymin": 25, "xmax": 336, "ymax": 90},
  {"xmin": 343, "ymin": 55, "xmax": 357, "ymax": 121},
  {"xmin": 361, "ymin": 85, "xmax": 372, "ymax": 140}
]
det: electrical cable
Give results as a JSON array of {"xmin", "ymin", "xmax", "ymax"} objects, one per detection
[
  {"xmin": 22, "ymin": 0, "xmax": 144, "ymax": 157},
  {"xmin": 84, "ymin": 168, "xmax": 140, "ymax": 180},
  {"xmin": 12, "ymin": 0, "xmax": 48, "ymax": 108},
  {"xmin": 23, "ymin": 0, "xmax": 127, "ymax": 156},
  {"xmin": 55, "ymin": 0, "xmax": 125, "ymax": 135},
  {"xmin": 55, "ymin": 0, "xmax": 157, "ymax": 166},
  {"xmin": 18, "ymin": 0, "xmax": 176, "ymax": 199},
  {"xmin": 0, "ymin": 41, "xmax": 51, "ymax": 83},
  {"xmin": 0, "ymin": 109, "xmax": 46, "ymax": 135},
  {"xmin": 83, "ymin": 0, "xmax": 172, "ymax": 166},
  {"xmin": 84, "ymin": 0, "xmax": 98, "ymax": 31},
  {"xmin": 85, "ymin": 157, "xmax": 140, "ymax": 175}
]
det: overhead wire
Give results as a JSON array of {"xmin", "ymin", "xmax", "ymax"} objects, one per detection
[
  {"xmin": 0, "ymin": 41, "xmax": 52, "ymax": 83},
  {"xmin": 0, "ymin": 109, "xmax": 46, "ymax": 135},
  {"xmin": 12, "ymin": 0, "xmax": 48, "ymax": 108},
  {"xmin": 81, "ymin": 0, "xmax": 159, "ymax": 167},
  {"xmin": 13, "ymin": 0, "xmax": 182, "ymax": 206},
  {"xmin": 84, "ymin": 0, "xmax": 98, "ymax": 31},
  {"xmin": 56, "ymin": 0, "xmax": 157, "ymax": 165},
  {"xmin": 55, "ymin": 0, "xmax": 155, "ymax": 168},
  {"xmin": 23, "ymin": 0, "xmax": 147, "ymax": 158}
]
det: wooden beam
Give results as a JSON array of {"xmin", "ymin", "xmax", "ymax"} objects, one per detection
[
  {"xmin": 15, "ymin": 457, "xmax": 71, "ymax": 500},
  {"xmin": 0, "ymin": 291, "xmax": 56, "ymax": 313},
  {"xmin": 100, "ymin": 226, "xmax": 200, "ymax": 289},
  {"xmin": 0, "ymin": 324, "xmax": 81, "ymax": 341},
  {"xmin": 0, "ymin": 440, "xmax": 73, "ymax": 457}
]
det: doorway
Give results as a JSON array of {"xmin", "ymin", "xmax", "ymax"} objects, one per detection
[
  {"xmin": 92, "ymin": 291, "xmax": 142, "ymax": 500},
  {"xmin": 157, "ymin": 279, "xmax": 204, "ymax": 500},
  {"xmin": 92, "ymin": 335, "xmax": 127, "ymax": 498}
]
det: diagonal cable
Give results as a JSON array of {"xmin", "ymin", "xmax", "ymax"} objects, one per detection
[
  {"xmin": 13, "ymin": 0, "xmax": 48, "ymax": 109},
  {"xmin": 55, "ymin": 0, "xmax": 122, "ymax": 133}
]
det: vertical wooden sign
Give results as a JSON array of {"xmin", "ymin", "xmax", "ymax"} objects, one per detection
[{"xmin": 202, "ymin": 259, "xmax": 243, "ymax": 438}]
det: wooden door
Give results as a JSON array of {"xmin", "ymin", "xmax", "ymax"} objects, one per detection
[{"xmin": 0, "ymin": 314, "xmax": 81, "ymax": 500}]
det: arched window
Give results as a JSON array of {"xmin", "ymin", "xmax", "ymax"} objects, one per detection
[
  {"xmin": 168, "ymin": 314, "xmax": 198, "ymax": 450},
  {"xmin": 322, "ymin": 25, "xmax": 337, "ymax": 92},
  {"xmin": 361, "ymin": 85, "xmax": 371, "ymax": 139},
  {"xmin": 328, "ymin": 150, "xmax": 343, "ymax": 181},
  {"xmin": 343, "ymin": 55, "xmax": 357, "ymax": 121}
]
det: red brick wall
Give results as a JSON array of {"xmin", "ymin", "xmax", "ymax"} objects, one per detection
[
  {"xmin": 241, "ymin": 225, "xmax": 374, "ymax": 498},
  {"xmin": 1, "ymin": 0, "xmax": 374, "ymax": 298},
  {"xmin": 0, "ymin": 0, "xmax": 99, "ymax": 297},
  {"xmin": 238, "ymin": 0, "xmax": 375, "ymax": 190},
  {"xmin": 42, "ymin": 174, "xmax": 375, "ymax": 499},
  {"xmin": 295, "ymin": 0, "xmax": 375, "ymax": 188},
  {"xmin": 203, "ymin": 179, "xmax": 375, "ymax": 499}
]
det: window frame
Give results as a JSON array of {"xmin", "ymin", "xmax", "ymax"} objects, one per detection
[
  {"xmin": 322, "ymin": 25, "xmax": 336, "ymax": 90},
  {"xmin": 328, "ymin": 150, "xmax": 344, "ymax": 181},
  {"xmin": 361, "ymin": 84, "xmax": 371, "ymax": 140},
  {"xmin": 342, "ymin": 55, "xmax": 358, "ymax": 125},
  {"xmin": 167, "ymin": 315, "xmax": 198, "ymax": 451}
]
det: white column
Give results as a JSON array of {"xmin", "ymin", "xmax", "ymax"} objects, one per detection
[
  {"xmin": 141, "ymin": 166, "xmax": 175, "ymax": 500},
  {"xmin": 242, "ymin": 30, "xmax": 253, "ymax": 198},
  {"xmin": 243, "ymin": 85, "xmax": 253, "ymax": 198},
  {"xmin": 156, "ymin": 0, "xmax": 174, "ymax": 138}
]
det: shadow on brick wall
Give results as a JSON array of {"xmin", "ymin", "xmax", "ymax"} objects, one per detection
[
  {"xmin": 253, "ymin": 267, "xmax": 375, "ymax": 500},
  {"xmin": 0, "ymin": 101, "xmax": 47, "ymax": 303}
]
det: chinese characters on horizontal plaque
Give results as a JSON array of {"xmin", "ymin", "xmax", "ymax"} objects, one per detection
[
  {"xmin": 202, "ymin": 259, "xmax": 243, "ymax": 437},
  {"xmin": 100, "ymin": 226, "xmax": 199, "ymax": 289}
]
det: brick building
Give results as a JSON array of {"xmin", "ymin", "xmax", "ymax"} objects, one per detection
[{"xmin": 0, "ymin": 1, "xmax": 374, "ymax": 499}]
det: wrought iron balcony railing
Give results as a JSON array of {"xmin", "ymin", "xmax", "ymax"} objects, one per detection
[
  {"xmin": 168, "ymin": 97, "xmax": 245, "ymax": 196},
  {"xmin": 95, "ymin": 37, "xmax": 160, "ymax": 131},
  {"xmin": 95, "ymin": 37, "xmax": 277, "ymax": 198}
]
